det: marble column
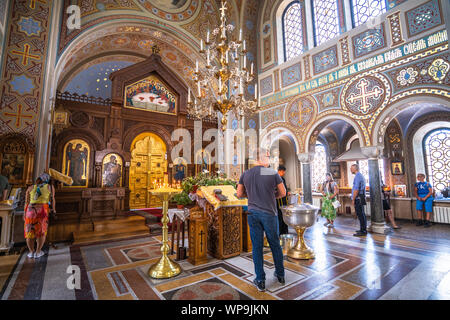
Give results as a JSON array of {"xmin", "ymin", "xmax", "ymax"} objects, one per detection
[
  {"xmin": 298, "ymin": 153, "xmax": 313, "ymax": 204},
  {"xmin": 361, "ymin": 146, "xmax": 390, "ymax": 234}
]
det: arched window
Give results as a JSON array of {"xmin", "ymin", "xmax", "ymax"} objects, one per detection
[
  {"xmin": 283, "ymin": 1, "xmax": 304, "ymax": 62},
  {"xmin": 312, "ymin": 0, "xmax": 339, "ymax": 46},
  {"xmin": 351, "ymin": 0, "xmax": 386, "ymax": 27},
  {"xmin": 423, "ymin": 128, "xmax": 450, "ymax": 193},
  {"xmin": 312, "ymin": 142, "xmax": 328, "ymax": 191}
]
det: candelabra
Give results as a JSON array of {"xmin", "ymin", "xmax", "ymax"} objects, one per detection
[{"xmin": 187, "ymin": 0, "xmax": 259, "ymax": 131}]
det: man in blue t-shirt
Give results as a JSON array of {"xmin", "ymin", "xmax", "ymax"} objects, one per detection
[
  {"xmin": 351, "ymin": 164, "xmax": 367, "ymax": 236},
  {"xmin": 237, "ymin": 148, "xmax": 286, "ymax": 292},
  {"xmin": 414, "ymin": 173, "xmax": 434, "ymax": 227}
]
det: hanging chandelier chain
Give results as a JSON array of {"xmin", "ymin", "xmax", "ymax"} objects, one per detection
[{"xmin": 187, "ymin": 0, "xmax": 259, "ymax": 130}]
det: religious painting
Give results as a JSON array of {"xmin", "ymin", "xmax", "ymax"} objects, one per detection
[
  {"xmin": 391, "ymin": 161, "xmax": 404, "ymax": 175},
  {"xmin": 62, "ymin": 139, "xmax": 90, "ymax": 187},
  {"xmin": 330, "ymin": 163, "xmax": 341, "ymax": 179},
  {"xmin": 172, "ymin": 157, "xmax": 187, "ymax": 183},
  {"xmin": 149, "ymin": 0, "xmax": 188, "ymax": 11},
  {"xmin": 53, "ymin": 110, "xmax": 69, "ymax": 126},
  {"xmin": 124, "ymin": 75, "xmax": 177, "ymax": 115},
  {"xmin": 195, "ymin": 149, "xmax": 211, "ymax": 175},
  {"xmin": 394, "ymin": 185, "xmax": 407, "ymax": 197},
  {"xmin": 1, "ymin": 153, "xmax": 25, "ymax": 183},
  {"xmin": 102, "ymin": 154, "xmax": 123, "ymax": 187}
]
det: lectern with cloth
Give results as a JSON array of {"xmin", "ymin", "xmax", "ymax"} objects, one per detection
[{"xmin": 196, "ymin": 185, "xmax": 248, "ymax": 259}]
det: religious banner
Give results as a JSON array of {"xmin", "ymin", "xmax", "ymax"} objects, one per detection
[
  {"xmin": 62, "ymin": 139, "xmax": 90, "ymax": 187},
  {"xmin": 102, "ymin": 153, "xmax": 123, "ymax": 187},
  {"xmin": 124, "ymin": 75, "xmax": 177, "ymax": 114}
]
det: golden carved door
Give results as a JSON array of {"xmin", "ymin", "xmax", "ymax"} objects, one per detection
[{"xmin": 129, "ymin": 133, "xmax": 167, "ymax": 209}]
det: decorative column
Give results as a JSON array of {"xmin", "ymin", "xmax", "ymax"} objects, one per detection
[
  {"xmin": 361, "ymin": 146, "xmax": 390, "ymax": 234},
  {"xmin": 298, "ymin": 153, "xmax": 313, "ymax": 204}
]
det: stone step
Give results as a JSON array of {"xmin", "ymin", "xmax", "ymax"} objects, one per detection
[
  {"xmin": 92, "ymin": 216, "xmax": 146, "ymax": 232},
  {"xmin": 72, "ymin": 228, "xmax": 150, "ymax": 245}
]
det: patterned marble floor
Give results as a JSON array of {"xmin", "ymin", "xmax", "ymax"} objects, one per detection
[{"xmin": 1, "ymin": 216, "xmax": 450, "ymax": 300}]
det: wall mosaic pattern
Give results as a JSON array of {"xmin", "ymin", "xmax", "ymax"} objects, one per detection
[
  {"xmin": 352, "ymin": 24, "xmax": 386, "ymax": 59},
  {"xmin": 287, "ymin": 97, "xmax": 315, "ymax": 128},
  {"xmin": 260, "ymin": 75, "xmax": 274, "ymax": 96},
  {"xmin": 343, "ymin": 75, "xmax": 387, "ymax": 116},
  {"xmin": 281, "ymin": 62, "xmax": 302, "ymax": 88},
  {"xmin": 312, "ymin": 45, "xmax": 338, "ymax": 75},
  {"xmin": 261, "ymin": 105, "xmax": 285, "ymax": 129},
  {"xmin": 0, "ymin": 0, "xmax": 52, "ymax": 146},
  {"xmin": 406, "ymin": 0, "xmax": 443, "ymax": 37}
]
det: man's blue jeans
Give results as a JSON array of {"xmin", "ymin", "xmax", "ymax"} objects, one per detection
[{"xmin": 247, "ymin": 209, "xmax": 285, "ymax": 282}]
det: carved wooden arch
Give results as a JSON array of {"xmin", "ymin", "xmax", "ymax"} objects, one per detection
[
  {"xmin": 52, "ymin": 128, "xmax": 105, "ymax": 156},
  {"xmin": 109, "ymin": 53, "xmax": 188, "ymax": 113},
  {"xmin": 122, "ymin": 123, "xmax": 174, "ymax": 162},
  {"xmin": 0, "ymin": 132, "xmax": 35, "ymax": 153},
  {"xmin": 51, "ymin": 129, "xmax": 105, "ymax": 188}
]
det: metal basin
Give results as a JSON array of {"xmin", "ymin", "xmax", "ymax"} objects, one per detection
[
  {"xmin": 281, "ymin": 203, "xmax": 319, "ymax": 228},
  {"xmin": 279, "ymin": 203, "xmax": 320, "ymax": 260}
]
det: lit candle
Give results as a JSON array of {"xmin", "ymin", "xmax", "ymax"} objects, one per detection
[
  {"xmin": 239, "ymin": 78, "xmax": 243, "ymax": 95},
  {"xmin": 243, "ymin": 56, "xmax": 246, "ymax": 70},
  {"xmin": 226, "ymin": 52, "xmax": 229, "ymax": 64}
]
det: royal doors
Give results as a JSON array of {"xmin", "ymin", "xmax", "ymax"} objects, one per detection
[{"xmin": 129, "ymin": 133, "xmax": 167, "ymax": 209}]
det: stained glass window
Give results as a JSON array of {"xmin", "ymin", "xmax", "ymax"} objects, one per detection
[
  {"xmin": 312, "ymin": 143, "xmax": 328, "ymax": 191},
  {"xmin": 352, "ymin": 0, "xmax": 386, "ymax": 27},
  {"xmin": 424, "ymin": 128, "xmax": 450, "ymax": 193},
  {"xmin": 283, "ymin": 1, "xmax": 304, "ymax": 62},
  {"xmin": 313, "ymin": 0, "xmax": 339, "ymax": 46}
]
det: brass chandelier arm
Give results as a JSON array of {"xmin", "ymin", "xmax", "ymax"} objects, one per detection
[{"xmin": 186, "ymin": 0, "xmax": 259, "ymax": 130}]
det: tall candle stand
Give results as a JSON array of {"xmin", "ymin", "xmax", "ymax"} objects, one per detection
[{"xmin": 148, "ymin": 187, "xmax": 183, "ymax": 279}]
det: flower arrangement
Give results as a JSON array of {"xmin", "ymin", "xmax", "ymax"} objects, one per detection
[
  {"xmin": 181, "ymin": 172, "xmax": 237, "ymax": 194},
  {"xmin": 171, "ymin": 191, "xmax": 193, "ymax": 208}
]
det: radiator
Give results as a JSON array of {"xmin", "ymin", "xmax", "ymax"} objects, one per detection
[
  {"xmin": 433, "ymin": 205, "xmax": 450, "ymax": 224},
  {"xmin": 364, "ymin": 204, "xmax": 371, "ymax": 217},
  {"xmin": 312, "ymin": 197, "xmax": 321, "ymax": 208}
]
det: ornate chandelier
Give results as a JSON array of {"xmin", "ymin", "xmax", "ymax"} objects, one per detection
[{"xmin": 187, "ymin": 0, "xmax": 259, "ymax": 131}]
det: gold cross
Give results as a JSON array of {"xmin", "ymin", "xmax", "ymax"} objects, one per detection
[
  {"xmin": 3, "ymin": 105, "xmax": 34, "ymax": 128},
  {"xmin": 219, "ymin": 1, "xmax": 227, "ymax": 17},
  {"xmin": 11, "ymin": 43, "xmax": 40, "ymax": 66},
  {"xmin": 29, "ymin": 0, "xmax": 46, "ymax": 9},
  {"xmin": 346, "ymin": 78, "xmax": 383, "ymax": 113}
]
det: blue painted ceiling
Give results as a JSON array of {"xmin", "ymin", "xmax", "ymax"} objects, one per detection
[{"xmin": 63, "ymin": 61, "xmax": 134, "ymax": 99}]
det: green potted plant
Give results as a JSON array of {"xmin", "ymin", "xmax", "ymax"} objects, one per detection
[{"xmin": 172, "ymin": 192, "xmax": 192, "ymax": 209}]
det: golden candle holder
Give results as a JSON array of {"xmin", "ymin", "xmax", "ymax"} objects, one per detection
[{"xmin": 148, "ymin": 187, "xmax": 183, "ymax": 279}]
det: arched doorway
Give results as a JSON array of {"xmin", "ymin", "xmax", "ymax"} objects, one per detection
[
  {"xmin": 270, "ymin": 136, "xmax": 299, "ymax": 191},
  {"xmin": 129, "ymin": 132, "xmax": 168, "ymax": 209}
]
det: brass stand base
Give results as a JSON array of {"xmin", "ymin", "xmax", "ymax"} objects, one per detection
[
  {"xmin": 148, "ymin": 255, "xmax": 181, "ymax": 279},
  {"xmin": 287, "ymin": 247, "xmax": 315, "ymax": 260},
  {"xmin": 287, "ymin": 227, "xmax": 315, "ymax": 260}
]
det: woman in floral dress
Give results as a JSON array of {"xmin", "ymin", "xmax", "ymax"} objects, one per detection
[{"xmin": 320, "ymin": 173, "xmax": 339, "ymax": 228}]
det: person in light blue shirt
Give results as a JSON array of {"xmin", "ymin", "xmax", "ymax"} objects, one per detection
[
  {"xmin": 414, "ymin": 173, "xmax": 434, "ymax": 228},
  {"xmin": 351, "ymin": 164, "xmax": 367, "ymax": 236}
]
